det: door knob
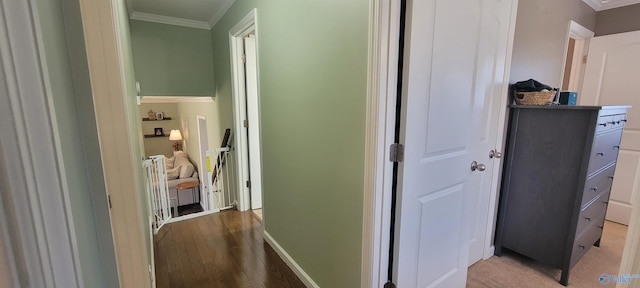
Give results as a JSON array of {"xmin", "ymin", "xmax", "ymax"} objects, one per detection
[
  {"xmin": 489, "ymin": 150, "xmax": 502, "ymax": 159},
  {"xmin": 471, "ymin": 161, "xmax": 486, "ymax": 172}
]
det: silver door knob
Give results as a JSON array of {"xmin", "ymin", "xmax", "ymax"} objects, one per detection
[
  {"xmin": 489, "ymin": 150, "xmax": 502, "ymax": 159},
  {"xmin": 471, "ymin": 161, "xmax": 486, "ymax": 172}
]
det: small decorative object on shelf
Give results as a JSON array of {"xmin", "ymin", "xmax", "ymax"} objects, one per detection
[
  {"xmin": 154, "ymin": 127, "xmax": 163, "ymax": 136},
  {"xmin": 155, "ymin": 111, "xmax": 164, "ymax": 120},
  {"xmin": 147, "ymin": 109, "xmax": 156, "ymax": 120}
]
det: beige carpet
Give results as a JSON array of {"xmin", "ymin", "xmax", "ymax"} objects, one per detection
[{"xmin": 467, "ymin": 221, "xmax": 627, "ymax": 287}]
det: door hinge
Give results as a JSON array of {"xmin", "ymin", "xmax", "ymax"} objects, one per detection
[
  {"xmin": 241, "ymin": 54, "xmax": 247, "ymax": 64},
  {"xmin": 108, "ymin": 195, "xmax": 112, "ymax": 209},
  {"xmin": 389, "ymin": 143, "xmax": 404, "ymax": 162},
  {"xmin": 583, "ymin": 54, "xmax": 588, "ymax": 63},
  {"xmin": 243, "ymin": 119, "xmax": 248, "ymax": 128},
  {"xmin": 246, "ymin": 180, "xmax": 251, "ymax": 188}
]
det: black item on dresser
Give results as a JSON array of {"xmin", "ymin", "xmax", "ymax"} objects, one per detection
[{"xmin": 494, "ymin": 105, "xmax": 629, "ymax": 286}]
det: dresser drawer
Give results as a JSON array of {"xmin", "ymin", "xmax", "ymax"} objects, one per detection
[
  {"xmin": 612, "ymin": 114, "xmax": 628, "ymax": 130},
  {"xmin": 596, "ymin": 115, "xmax": 614, "ymax": 133},
  {"xmin": 588, "ymin": 129, "xmax": 623, "ymax": 175},
  {"xmin": 582, "ymin": 164, "xmax": 616, "ymax": 207},
  {"xmin": 571, "ymin": 216, "xmax": 605, "ymax": 267},
  {"xmin": 577, "ymin": 191, "xmax": 610, "ymax": 235}
]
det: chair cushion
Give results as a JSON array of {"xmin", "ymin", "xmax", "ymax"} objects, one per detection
[
  {"xmin": 166, "ymin": 166, "xmax": 180, "ymax": 180},
  {"xmin": 165, "ymin": 156, "xmax": 175, "ymax": 170},
  {"xmin": 179, "ymin": 163, "xmax": 195, "ymax": 179}
]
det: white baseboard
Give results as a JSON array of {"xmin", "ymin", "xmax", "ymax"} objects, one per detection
[
  {"xmin": 263, "ymin": 232, "xmax": 320, "ymax": 288},
  {"xmin": 484, "ymin": 245, "xmax": 496, "ymax": 260}
]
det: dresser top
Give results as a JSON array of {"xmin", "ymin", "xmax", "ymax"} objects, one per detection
[{"xmin": 510, "ymin": 105, "xmax": 631, "ymax": 110}]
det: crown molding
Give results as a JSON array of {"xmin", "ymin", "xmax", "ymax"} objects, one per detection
[
  {"xmin": 208, "ymin": 0, "xmax": 237, "ymax": 29},
  {"xmin": 140, "ymin": 96, "xmax": 214, "ymax": 104},
  {"xmin": 582, "ymin": 0, "xmax": 640, "ymax": 11},
  {"xmin": 130, "ymin": 12, "xmax": 211, "ymax": 30}
]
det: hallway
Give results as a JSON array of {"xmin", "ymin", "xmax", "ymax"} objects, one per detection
[{"xmin": 154, "ymin": 211, "xmax": 305, "ymax": 288}]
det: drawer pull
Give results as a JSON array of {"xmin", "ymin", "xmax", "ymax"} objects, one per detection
[
  {"xmin": 614, "ymin": 145, "xmax": 621, "ymax": 149},
  {"xmin": 621, "ymin": 119, "xmax": 628, "ymax": 123},
  {"xmin": 591, "ymin": 187, "xmax": 598, "ymax": 192},
  {"xmin": 596, "ymin": 152, "xmax": 605, "ymax": 156},
  {"xmin": 584, "ymin": 217, "xmax": 591, "ymax": 222},
  {"xmin": 598, "ymin": 226, "xmax": 604, "ymax": 229},
  {"xmin": 598, "ymin": 123, "xmax": 607, "ymax": 127},
  {"xmin": 608, "ymin": 121, "xmax": 616, "ymax": 125},
  {"xmin": 602, "ymin": 201, "xmax": 609, "ymax": 204},
  {"xmin": 609, "ymin": 176, "xmax": 615, "ymax": 179},
  {"xmin": 579, "ymin": 245, "xmax": 585, "ymax": 249},
  {"xmin": 616, "ymin": 121, "xmax": 621, "ymax": 124}
]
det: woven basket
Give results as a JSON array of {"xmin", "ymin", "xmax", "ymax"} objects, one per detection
[{"xmin": 513, "ymin": 90, "xmax": 556, "ymax": 105}]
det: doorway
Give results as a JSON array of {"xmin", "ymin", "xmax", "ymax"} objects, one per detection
[
  {"xmin": 230, "ymin": 9, "xmax": 264, "ymax": 221},
  {"xmin": 560, "ymin": 21, "xmax": 594, "ymax": 95},
  {"xmin": 197, "ymin": 115, "xmax": 210, "ymax": 211}
]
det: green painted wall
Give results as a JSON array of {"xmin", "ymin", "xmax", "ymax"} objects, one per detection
[
  {"xmin": 34, "ymin": 0, "xmax": 119, "ymax": 286},
  {"xmin": 130, "ymin": 20, "xmax": 215, "ymax": 96},
  {"xmin": 212, "ymin": 1, "xmax": 368, "ymax": 287}
]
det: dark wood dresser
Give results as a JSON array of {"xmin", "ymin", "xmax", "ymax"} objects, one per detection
[{"xmin": 494, "ymin": 105, "xmax": 630, "ymax": 285}]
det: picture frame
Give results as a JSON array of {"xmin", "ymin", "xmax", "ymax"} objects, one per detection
[
  {"xmin": 154, "ymin": 127, "xmax": 163, "ymax": 136},
  {"xmin": 155, "ymin": 111, "xmax": 164, "ymax": 120}
]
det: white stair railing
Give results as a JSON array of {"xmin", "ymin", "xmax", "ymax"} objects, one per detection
[
  {"xmin": 207, "ymin": 147, "xmax": 233, "ymax": 211},
  {"xmin": 142, "ymin": 155, "xmax": 172, "ymax": 234}
]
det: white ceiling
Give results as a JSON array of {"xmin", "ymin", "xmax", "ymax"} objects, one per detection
[
  {"xmin": 583, "ymin": 0, "xmax": 640, "ymax": 11},
  {"xmin": 127, "ymin": 0, "xmax": 236, "ymax": 30}
]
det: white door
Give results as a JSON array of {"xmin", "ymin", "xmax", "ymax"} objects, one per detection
[
  {"xmin": 197, "ymin": 116, "xmax": 210, "ymax": 210},
  {"xmin": 244, "ymin": 35, "xmax": 263, "ymax": 210},
  {"xmin": 394, "ymin": 0, "xmax": 514, "ymax": 286},
  {"xmin": 580, "ymin": 30, "xmax": 640, "ymax": 225}
]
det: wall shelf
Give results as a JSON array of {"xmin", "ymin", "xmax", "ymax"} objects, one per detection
[
  {"xmin": 143, "ymin": 134, "xmax": 169, "ymax": 138},
  {"xmin": 142, "ymin": 117, "xmax": 172, "ymax": 121}
]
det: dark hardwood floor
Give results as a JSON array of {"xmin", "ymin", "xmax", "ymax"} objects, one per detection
[{"xmin": 154, "ymin": 210, "xmax": 306, "ymax": 288}]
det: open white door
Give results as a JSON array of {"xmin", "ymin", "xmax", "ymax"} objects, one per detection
[
  {"xmin": 393, "ymin": 0, "xmax": 515, "ymax": 286},
  {"xmin": 197, "ymin": 116, "xmax": 210, "ymax": 210},
  {"xmin": 580, "ymin": 30, "xmax": 640, "ymax": 225},
  {"xmin": 244, "ymin": 35, "xmax": 263, "ymax": 210}
]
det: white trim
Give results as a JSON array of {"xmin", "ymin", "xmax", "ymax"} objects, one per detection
[
  {"xmin": 582, "ymin": 0, "xmax": 640, "ymax": 11},
  {"xmin": 78, "ymin": 0, "xmax": 151, "ymax": 286},
  {"xmin": 130, "ymin": 11, "xmax": 211, "ymax": 30},
  {"xmin": 361, "ymin": 0, "xmax": 400, "ymax": 287},
  {"xmin": 264, "ymin": 232, "xmax": 320, "ymax": 288},
  {"xmin": 0, "ymin": 0, "xmax": 83, "ymax": 286},
  {"xmin": 229, "ymin": 9, "xmax": 258, "ymax": 212},
  {"xmin": 482, "ymin": 0, "xmax": 521, "ymax": 260},
  {"xmin": 560, "ymin": 21, "xmax": 594, "ymax": 94},
  {"xmin": 208, "ymin": 0, "xmax": 237, "ymax": 29},
  {"xmin": 141, "ymin": 96, "xmax": 214, "ymax": 104}
]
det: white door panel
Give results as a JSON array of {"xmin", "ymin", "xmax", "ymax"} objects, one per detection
[
  {"xmin": 244, "ymin": 35, "xmax": 263, "ymax": 210},
  {"xmin": 581, "ymin": 30, "xmax": 640, "ymax": 225},
  {"xmin": 394, "ymin": 0, "xmax": 513, "ymax": 286},
  {"xmin": 197, "ymin": 117, "xmax": 209, "ymax": 210}
]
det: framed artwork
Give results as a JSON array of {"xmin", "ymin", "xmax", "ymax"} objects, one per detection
[
  {"xmin": 155, "ymin": 111, "xmax": 164, "ymax": 120},
  {"xmin": 154, "ymin": 127, "xmax": 163, "ymax": 136}
]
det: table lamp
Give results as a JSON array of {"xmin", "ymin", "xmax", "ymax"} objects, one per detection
[{"xmin": 169, "ymin": 129, "xmax": 183, "ymax": 151}]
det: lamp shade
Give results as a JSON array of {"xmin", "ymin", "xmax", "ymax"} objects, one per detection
[{"xmin": 169, "ymin": 129, "xmax": 183, "ymax": 141}]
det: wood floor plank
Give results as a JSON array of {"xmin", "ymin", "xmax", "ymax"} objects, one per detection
[{"xmin": 155, "ymin": 210, "xmax": 303, "ymax": 287}]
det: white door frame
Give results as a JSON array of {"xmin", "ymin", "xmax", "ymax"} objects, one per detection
[
  {"xmin": 560, "ymin": 21, "xmax": 594, "ymax": 94},
  {"xmin": 229, "ymin": 9, "xmax": 260, "ymax": 212},
  {"xmin": 196, "ymin": 115, "xmax": 209, "ymax": 210}
]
